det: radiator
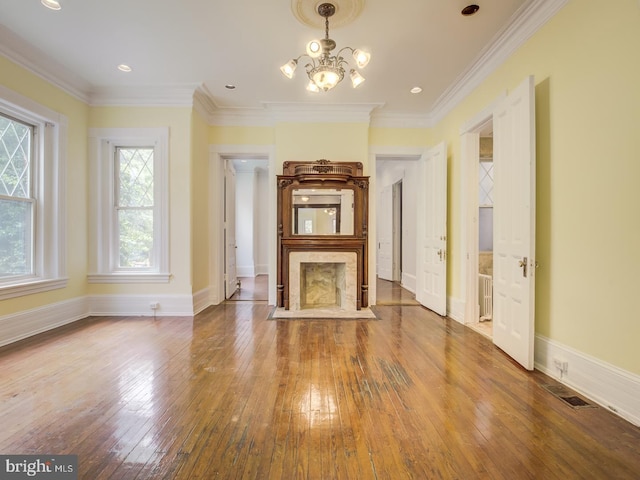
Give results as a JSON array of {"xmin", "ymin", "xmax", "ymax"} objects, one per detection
[{"xmin": 479, "ymin": 274, "xmax": 493, "ymax": 321}]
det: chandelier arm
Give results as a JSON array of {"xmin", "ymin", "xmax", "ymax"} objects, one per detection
[{"xmin": 336, "ymin": 46, "xmax": 355, "ymax": 57}]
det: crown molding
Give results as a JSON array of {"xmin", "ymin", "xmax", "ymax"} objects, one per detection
[
  {"xmin": 263, "ymin": 102, "xmax": 383, "ymax": 124},
  {"xmin": 0, "ymin": 25, "xmax": 91, "ymax": 103},
  {"xmin": 0, "ymin": 0, "xmax": 568, "ymax": 128},
  {"xmin": 429, "ymin": 0, "xmax": 569, "ymax": 125},
  {"xmin": 209, "ymin": 108, "xmax": 275, "ymax": 127},
  {"xmin": 369, "ymin": 111, "xmax": 433, "ymax": 129},
  {"xmin": 89, "ymin": 85, "xmax": 200, "ymax": 107}
]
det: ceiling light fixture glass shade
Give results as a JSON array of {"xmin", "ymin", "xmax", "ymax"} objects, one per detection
[
  {"xmin": 41, "ymin": 0, "xmax": 61, "ymax": 10},
  {"xmin": 280, "ymin": 3, "xmax": 370, "ymax": 92}
]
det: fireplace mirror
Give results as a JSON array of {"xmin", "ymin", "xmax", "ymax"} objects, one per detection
[{"xmin": 292, "ymin": 188, "xmax": 354, "ymax": 235}]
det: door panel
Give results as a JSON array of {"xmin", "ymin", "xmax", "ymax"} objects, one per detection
[
  {"xmin": 492, "ymin": 76, "xmax": 536, "ymax": 370},
  {"xmin": 415, "ymin": 142, "xmax": 447, "ymax": 316},
  {"xmin": 378, "ymin": 184, "xmax": 393, "ymax": 281},
  {"xmin": 225, "ymin": 161, "xmax": 238, "ymax": 299}
]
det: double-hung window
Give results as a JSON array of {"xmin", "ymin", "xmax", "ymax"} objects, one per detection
[
  {"xmin": 0, "ymin": 114, "xmax": 34, "ymax": 279},
  {"xmin": 115, "ymin": 146, "xmax": 155, "ymax": 270},
  {"xmin": 0, "ymin": 86, "xmax": 67, "ymax": 299},
  {"xmin": 88, "ymin": 128, "xmax": 169, "ymax": 283}
]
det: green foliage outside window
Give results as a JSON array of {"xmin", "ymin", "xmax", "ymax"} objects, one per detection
[
  {"xmin": 0, "ymin": 115, "xmax": 32, "ymax": 277},
  {"xmin": 116, "ymin": 147, "xmax": 154, "ymax": 268}
]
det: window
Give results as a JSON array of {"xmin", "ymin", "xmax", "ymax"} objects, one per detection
[
  {"xmin": 115, "ymin": 147, "xmax": 155, "ymax": 269},
  {"xmin": 0, "ymin": 85, "xmax": 67, "ymax": 299},
  {"xmin": 88, "ymin": 128, "xmax": 169, "ymax": 283},
  {"xmin": 0, "ymin": 114, "xmax": 34, "ymax": 278}
]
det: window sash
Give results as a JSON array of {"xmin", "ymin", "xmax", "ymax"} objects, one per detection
[
  {"xmin": 114, "ymin": 146, "xmax": 156, "ymax": 271},
  {"xmin": 0, "ymin": 112, "xmax": 36, "ymax": 280}
]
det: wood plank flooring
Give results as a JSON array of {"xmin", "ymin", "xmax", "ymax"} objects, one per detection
[{"xmin": 0, "ymin": 290, "xmax": 639, "ymax": 478}]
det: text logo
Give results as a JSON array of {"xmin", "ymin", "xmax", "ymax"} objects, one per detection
[{"xmin": 1, "ymin": 455, "xmax": 77, "ymax": 479}]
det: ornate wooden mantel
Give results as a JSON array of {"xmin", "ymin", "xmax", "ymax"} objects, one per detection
[{"xmin": 277, "ymin": 160, "xmax": 369, "ymax": 310}]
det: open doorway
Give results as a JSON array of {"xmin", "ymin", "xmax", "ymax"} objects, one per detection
[
  {"xmin": 225, "ymin": 157, "xmax": 269, "ymax": 302},
  {"xmin": 375, "ymin": 156, "xmax": 420, "ymax": 294},
  {"xmin": 470, "ymin": 132, "xmax": 494, "ymax": 339}
]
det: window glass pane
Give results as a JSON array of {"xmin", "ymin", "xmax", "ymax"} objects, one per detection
[
  {"xmin": 118, "ymin": 208, "xmax": 154, "ymax": 268},
  {"xmin": 117, "ymin": 147, "xmax": 154, "ymax": 207},
  {"xmin": 479, "ymin": 161, "xmax": 494, "ymax": 206},
  {"xmin": 0, "ymin": 115, "xmax": 32, "ymax": 199},
  {"xmin": 0, "ymin": 198, "xmax": 33, "ymax": 277}
]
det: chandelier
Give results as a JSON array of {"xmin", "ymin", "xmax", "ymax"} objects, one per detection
[{"xmin": 280, "ymin": 2, "xmax": 371, "ymax": 92}]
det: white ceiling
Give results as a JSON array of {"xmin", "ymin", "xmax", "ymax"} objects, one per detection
[{"xmin": 0, "ymin": 0, "xmax": 560, "ymax": 124}]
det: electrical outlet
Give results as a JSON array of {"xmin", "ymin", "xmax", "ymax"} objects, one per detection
[{"xmin": 149, "ymin": 302, "xmax": 159, "ymax": 310}]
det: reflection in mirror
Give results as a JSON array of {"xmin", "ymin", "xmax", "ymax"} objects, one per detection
[{"xmin": 292, "ymin": 189, "xmax": 354, "ymax": 235}]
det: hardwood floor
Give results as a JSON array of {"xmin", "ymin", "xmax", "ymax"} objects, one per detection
[{"xmin": 1, "ymin": 292, "xmax": 639, "ymax": 478}]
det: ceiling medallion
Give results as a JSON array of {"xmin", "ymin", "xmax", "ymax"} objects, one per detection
[{"xmin": 291, "ymin": 0, "xmax": 365, "ymax": 29}]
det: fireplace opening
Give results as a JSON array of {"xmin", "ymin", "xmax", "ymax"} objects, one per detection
[{"xmin": 301, "ymin": 262, "xmax": 346, "ymax": 309}]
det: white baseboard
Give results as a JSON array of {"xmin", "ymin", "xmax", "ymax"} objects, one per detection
[
  {"xmin": 447, "ymin": 296, "xmax": 465, "ymax": 324},
  {"xmin": 0, "ymin": 297, "xmax": 89, "ymax": 348},
  {"xmin": 237, "ymin": 266, "xmax": 256, "ymax": 277},
  {"xmin": 255, "ymin": 264, "xmax": 268, "ymax": 276},
  {"xmin": 535, "ymin": 335, "xmax": 640, "ymax": 427},
  {"xmin": 401, "ymin": 273, "xmax": 416, "ymax": 294},
  {"xmin": 193, "ymin": 286, "xmax": 220, "ymax": 315},
  {"xmin": 88, "ymin": 294, "xmax": 194, "ymax": 316}
]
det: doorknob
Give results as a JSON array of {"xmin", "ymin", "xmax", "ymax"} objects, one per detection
[
  {"xmin": 519, "ymin": 257, "xmax": 528, "ymax": 278},
  {"xmin": 437, "ymin": 249, "xmax": 446, "ymax": 261}
]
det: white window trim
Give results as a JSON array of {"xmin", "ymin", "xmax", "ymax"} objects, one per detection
[
  {"xmin": 0, "ymin": 85, "xmax": 68, "ymax": 300},
  {"xmin": 88, "ymin": 128, "xmax": 170, "ymax": 283}
]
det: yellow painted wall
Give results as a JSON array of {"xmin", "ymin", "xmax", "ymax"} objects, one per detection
[
  {"xmin": 435, "ymin": 0, "xmax": 640, "ymax": 374},
  {"xmin": 191, "ymin": 109, "xmax": 211, "ymax": 292},
  {"xmin": 369, "ymin": 127, "xmax": 433, "ymax": 147},
  {"xmin": 276, "ymin": 122, "xmax": 369, "ymax": 171},
  {"xmin": 0, "ymin": 57, "xmax": 89, "ymax": 315},
  {"xmin": 88, "ymin": 106, "xmax": 194, "ymax": 295},
  {"xmin": 209, "ymin": 125, "xmax": 274, "ymax": 146}
]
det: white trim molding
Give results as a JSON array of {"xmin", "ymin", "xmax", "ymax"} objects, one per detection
[
  {"xmin": 535, "ymin": 335, "xmax": 640, "ymax": 427},
  {"xmin": 447, "ymin": 296, "xmax": 466, "ymax": 324},
  {"xmin": 88, "ymin": 294, "xmax": 194, "ymax": 317},
  {"xmin": 0, "ymin": 297, "xmax": 89, "ymax": 348},
  {"xmin": 87, "ymin": 127, "xmax": 170, "ymax": 283},
  {"xmin": 0, "ymin": 84, "xmax": 68, "ymax": 300}
]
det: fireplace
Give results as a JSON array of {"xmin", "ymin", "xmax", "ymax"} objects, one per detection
[
  {"xmin": 276, "ymin": 160, "xmax": 370, "ymax": 314},
  {"xmin": 289, "ymin": 252, "xmax": 357, "ymax": 312}
]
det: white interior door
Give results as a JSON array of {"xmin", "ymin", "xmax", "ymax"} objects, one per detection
[
  {"xmin": 416, "ymin": 141, "xmax": 447, "ymax": 316},
  {"xmin": 377, "ymin": 184, "xmax": 393, "ymax": 281},
  {"xmin": 224, "ymin": 161, "xmax": 238, "ymax": 299},
  {"xmin": 492, "ymin": 76, "xmax": 536, "ymax": 370}
]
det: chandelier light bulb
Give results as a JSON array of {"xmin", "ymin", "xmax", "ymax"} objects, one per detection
[
  {"xmin": 306, "ymin": 81, "xmax": 320, "ymax": 93},
  {"xmin": 312, "ymin": 68, "xmax": 342, "ymax": 92},
  {"xmin": 352, "ymin": 49, "xmax": 371, "ymax": 69},
  {"xmin": 350, "ymin": 69, "xmax": 365, "ymax": 88},
  {"xmin": 280, "ymin": 59, "xmax": 298, "ymax": 79},
  {"xmin": 306, "ymin": 40, "xmax": 322, "ymax": 58}
]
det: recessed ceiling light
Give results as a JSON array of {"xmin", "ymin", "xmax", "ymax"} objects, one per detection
[
  {"xmin": 461, "ymin": 4, "xmax": 480, "ymax": 16},
  {"xmin": 410, "ymin": 87, "xmax": 423, "ymax": 94},
  {"xmin": 225, "ymin": 84, "xmax": 236, "ymax": 90},
  {"xmin": 117, "ymin": 64, "xmax": 132, "ymax": 72},
  {"xmin": 41, "ymin": 0, "xmax": 61, "ymax": 11}
]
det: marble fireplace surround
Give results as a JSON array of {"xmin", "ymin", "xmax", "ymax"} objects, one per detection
[
  {"xmin": 290, "ymin": 252, "xmax": 356, "ymax": 311},
  {"xmin": 272, "ymin": 251, "xmax": 376, "ymax": 319}
]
